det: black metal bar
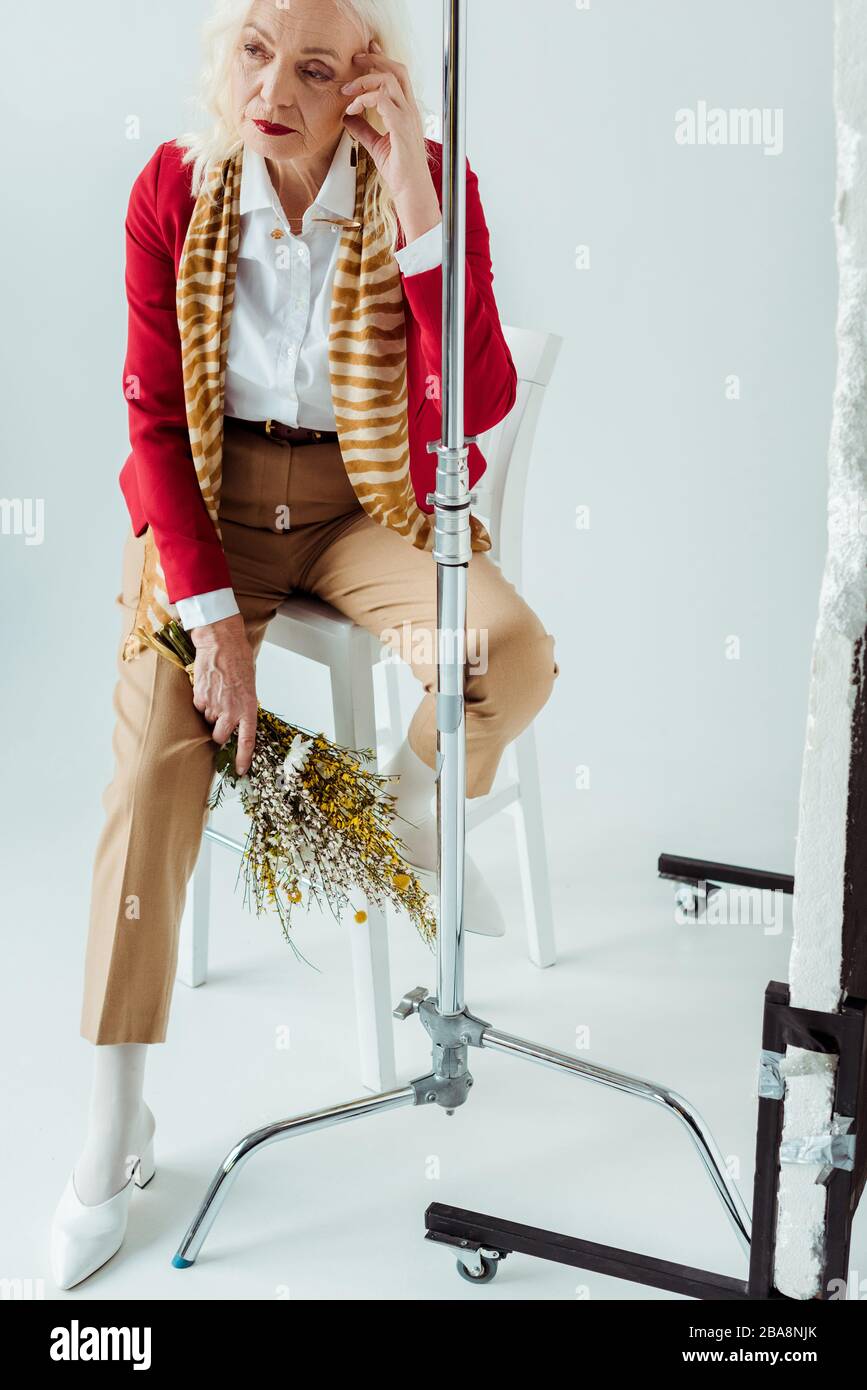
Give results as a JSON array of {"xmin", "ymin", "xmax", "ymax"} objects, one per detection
[
  {"xmin": 658, "ymin": 853, "xmax": 794, "ymax": 896},
  {"xmin": 747, "ymin": 981, "xmax": 789, "ymax": 1297},
  {"xmin": 745, "ymin": 983, "xmax": 866, "ymax": 1300},
  {"xmin": 769, "ymin": 996, "xmax": 861, "ymax": 1055},
  {"xmin": 822, "ymin": 995, "xmax": 866, "ymax": 1295},
  {"xmin": 425, "ymin": 1203, "xmax": 754, "ymax": 1300}
]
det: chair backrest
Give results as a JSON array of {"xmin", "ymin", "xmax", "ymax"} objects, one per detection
[{"xmin": 471, "ymin": 326, "xmax": 563, "ymax": 587}]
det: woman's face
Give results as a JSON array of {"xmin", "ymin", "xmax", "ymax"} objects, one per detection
[{"xmin": 232, "ymin": 0, "xmax": 366, "ymax": 165}]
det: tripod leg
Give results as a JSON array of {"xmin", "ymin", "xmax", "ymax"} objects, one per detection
[
  {"xmin": 482, "ymin": 1027, "xmax": 752, "ymax": 1256},
  {"xmin": 172, "ymin": 1087, "xmax": 416, "ymax": 1268}
]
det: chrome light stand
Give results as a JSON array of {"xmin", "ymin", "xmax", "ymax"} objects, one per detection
[{"xmin": 171, "ymin": 0, "xmax": 755, "ymax": 1294}]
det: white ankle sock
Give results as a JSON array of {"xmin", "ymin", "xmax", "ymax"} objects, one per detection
[
  {"xmin": 74, "ymin": 1044, "xmax": 153, "ymax": 1205},
  {"xmin": 382, "ymin": 736, "xmax": 438, "ymax": 868}
]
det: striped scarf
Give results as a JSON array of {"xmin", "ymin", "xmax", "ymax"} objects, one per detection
[{"xmin": 123, "ymin": 141, "xmax": 491, "ymax": 662}]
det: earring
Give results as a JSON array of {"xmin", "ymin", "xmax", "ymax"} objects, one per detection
[{"xmin": 350, "ymin": 138, "xmax": 358, "ymax": 167}]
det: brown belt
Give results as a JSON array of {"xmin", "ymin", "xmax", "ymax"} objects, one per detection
[{"xmin": 227, "ymin": 417, "xmax": 339, "ymax": 447}]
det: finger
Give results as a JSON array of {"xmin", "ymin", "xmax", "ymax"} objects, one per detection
[
  {"xmin": 344, "ymin": 86, "xmax": 381, "ymax": 117},
  {"xmin": 235, "ymin": 712, "xmax": 258, "ymax": 776},
  {"xmin": 372, "ymin": 94, "xmax": 402, "ymax": 138},
  {"xmin": 344, "ymin": 71, "xmax": 404, "ymax": 109},
  {"xmin": 346, "ymin": 90, "xmax": 402, "ymax": 133},
  {"xmin": 345, "ymin": 92, "xmax": 374, "ymax": 119},
  {"xmin": 212, "ymin": 713, "xmax": 237, "ymax": 747},
  {"xmin": 352, "ymin": 45, "xmax": 412, "ymax": 101},
  {"xmin": 342, "ymin": 112, "xmax": 382, "ymax": 155}
]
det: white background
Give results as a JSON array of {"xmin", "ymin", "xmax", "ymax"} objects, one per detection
[{"xmin": 3, "ymin": 0, "xmax": 859, "ymax": 1302}]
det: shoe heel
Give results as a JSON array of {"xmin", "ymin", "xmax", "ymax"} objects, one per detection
[{"xmin": 133, "ymin": 1136, "xmax": 155, "ymax": 1189}]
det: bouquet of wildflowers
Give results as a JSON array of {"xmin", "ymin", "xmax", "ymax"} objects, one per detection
[{"xmin": 136, "ymin": 620, "xmax": 437, "ymax": 957}]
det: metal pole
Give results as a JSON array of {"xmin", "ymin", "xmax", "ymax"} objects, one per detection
[{"xmin": 429, "ymin": 0, "xmax": 472, "ymax": 1017}]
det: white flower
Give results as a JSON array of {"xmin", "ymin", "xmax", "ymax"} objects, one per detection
[
  {"xmin": 230, "ymin": 774, "xmax": 260, "ymax": 810},
  {"xmin": 280, "ymin": 734, "xmax": 314, "ymax": 787}
]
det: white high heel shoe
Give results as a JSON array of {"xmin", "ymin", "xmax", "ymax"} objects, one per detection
[
  {"xmin": 407, "ymin": 852, "xmax": 507, "ymax": 938},
  {"xmin": 50, "ymin": 1134, "xmax": 155, "ymax": 1290}
]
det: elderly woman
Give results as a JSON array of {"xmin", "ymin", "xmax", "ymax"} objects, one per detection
[{"xmin": 50, "ymin": 0, "xmax": 558, "ymax": 1287}]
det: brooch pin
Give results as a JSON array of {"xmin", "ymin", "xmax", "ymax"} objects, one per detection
[
  {"xmin": 270, "ymin": 217, "xmax": 361, "ymax": 239},
  {"xmin": 311, "ymin": 215, "xmax": 362, "ymax": 229}
]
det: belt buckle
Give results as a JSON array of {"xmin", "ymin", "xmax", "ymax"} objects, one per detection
[
  {"xmin": 266, "ymin": 419, "xmax": 324, "ymax": 446},
  {"xmin": 265, "ymin": 418, "xmax": 291, "ymax": 448}
]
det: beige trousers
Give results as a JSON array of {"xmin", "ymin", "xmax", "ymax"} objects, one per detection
[{"xmin": 80, "ymin": 422, "xmax": 559, "ymax": 1044}]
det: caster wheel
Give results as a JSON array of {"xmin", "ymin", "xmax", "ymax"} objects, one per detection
[
  {"xmin": 457, "ymin": 1254, "xmax": 499, "ymax": 1284},
  {"xmin": 675, "ymin": 881, "xmax": 722, "ymax": 917},
  {"xmin": 675, "ymin": 882, "xmax": 699, "ymax": 915}
]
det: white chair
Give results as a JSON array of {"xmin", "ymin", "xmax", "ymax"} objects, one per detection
[{"xmin": 177, "ymin": 325, "xmax": 563, "ymax": 1093}]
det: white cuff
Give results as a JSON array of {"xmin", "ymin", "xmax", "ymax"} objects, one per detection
[
  {"xmin": 394, "ymin": 222, "xmax": 443, "ymax": 277},
  {"xmin": 175, "ymin": 588, "xmax": 241, "ymax": 630}
]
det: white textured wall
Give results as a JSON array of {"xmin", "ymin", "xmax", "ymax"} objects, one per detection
[{"xmin": 775, "ymin": 0, "xmax": 867, "ymax": 1301}]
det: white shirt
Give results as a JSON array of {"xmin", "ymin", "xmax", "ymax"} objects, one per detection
[{"xmin": 175, "ymin": 127, "xmax": 443, "ymax": 630}]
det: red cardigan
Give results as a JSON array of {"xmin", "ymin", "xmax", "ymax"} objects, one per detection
[{"xmin": 119, "ymin": 139, "xmax": 517, "ymax": 603}]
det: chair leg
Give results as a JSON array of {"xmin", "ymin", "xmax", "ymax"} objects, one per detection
[
  {"xmin": 177, "ymin": 835, "xmax": 211, "ymax": 988},
  {"xmin": 329, "ymin": 634, "xmax": 398, "ymax": 1093},
  {"xmin": 382, "ymin": 654, "xmax": 404, "ymax": 763},
  {"xmin": 508, "ymin": 726, "xmax": 557, "ymax": 968},
  {"xmin": 348, "ymin": 906, "xmax": 398, "ymax": 1093}
]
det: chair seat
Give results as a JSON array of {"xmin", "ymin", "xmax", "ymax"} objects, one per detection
[
  {"xmin": 270, "ymin": 593, "xmax": 358, "ymax": 642},
  {"xmin": 267, "ymin": 594, "xmax": 385, "ymax": 672}
]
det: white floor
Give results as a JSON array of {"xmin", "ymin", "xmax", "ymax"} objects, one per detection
[{"xmin": 8, "ymin": 778, "xmax": 864, "ymax": 1304}]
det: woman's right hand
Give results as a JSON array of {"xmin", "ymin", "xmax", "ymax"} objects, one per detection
[{"xmin": 190, "ymin": 614, "xmax": 258, "ymax": 775}]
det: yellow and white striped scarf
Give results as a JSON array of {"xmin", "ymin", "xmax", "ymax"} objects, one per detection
[{"xmin": 123, "ymin": 142, "xmax": 491, "ymax": 662}]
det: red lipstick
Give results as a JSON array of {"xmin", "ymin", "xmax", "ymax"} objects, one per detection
[{"xmin": 253, "ymin": 119, "xmax": 296, "ymax": 136}]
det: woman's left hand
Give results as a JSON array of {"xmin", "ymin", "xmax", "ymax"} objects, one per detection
[{"xmin": 341, "ymin": 41, "xmax": 441, "ymax": 239}]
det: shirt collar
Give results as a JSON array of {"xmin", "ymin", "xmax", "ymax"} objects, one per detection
[{"xmin": 239, "ymin": 127, "xmax": 356, "ymax": 228}]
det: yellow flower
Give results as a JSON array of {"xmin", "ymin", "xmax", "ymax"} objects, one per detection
[{"xmin": 354, "ymin": 910, "xmax": 367, "ymax": 924}]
